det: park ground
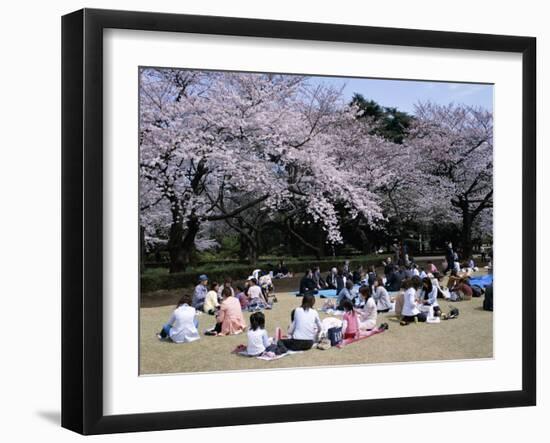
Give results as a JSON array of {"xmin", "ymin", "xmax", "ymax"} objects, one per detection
[{"xmin": 139, "ymin": 267, "xmax": 493, "ymax": 375}]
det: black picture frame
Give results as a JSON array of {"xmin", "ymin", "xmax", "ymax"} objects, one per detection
[{"xmin": 62, "ymin": 8, "xmax": 536, "ymax": 435}]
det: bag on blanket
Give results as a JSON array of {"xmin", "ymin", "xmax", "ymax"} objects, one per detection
[{"xmin": 327, "ymin": 326, "xmax": 343, "ymax": 346}]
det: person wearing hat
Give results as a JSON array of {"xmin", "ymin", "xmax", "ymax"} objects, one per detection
[{"xmin": 192, "ymin": 274, "xmax": 209, "ymax": 311}]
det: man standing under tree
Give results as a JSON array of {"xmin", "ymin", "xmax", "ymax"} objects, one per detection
[{"xmin": 444, "ymin": 242, "xmax": 455, "ymax": 275}]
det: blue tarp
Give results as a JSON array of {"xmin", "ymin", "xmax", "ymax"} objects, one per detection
[
  {"xmin": 469, "ymin": 274, "xmax": 493, "ymax": 288},
  {"xmin": 294, "ymin": 285, "xmax": 361, "ymax": 298}
]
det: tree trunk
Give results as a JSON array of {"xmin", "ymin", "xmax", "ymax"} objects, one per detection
[
  {"xmin": 167, "ymin": 216, "xmax": 200, "ymax": 273},
  {"xmin": 247, "ymin": 243, "xmax": 258, "ymax": 266},
  {"xmin": 356, "ymin": 227, "xmax": 370, "ymax": 254},
  {"xmin": 461, "ymin": 210, "xmax": 473, "ymax": 259}
]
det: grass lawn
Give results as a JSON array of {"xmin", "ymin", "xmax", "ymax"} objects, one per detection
[{"xmin": 139, "ymin": 271, "xmax": 493, "ymax": 375}]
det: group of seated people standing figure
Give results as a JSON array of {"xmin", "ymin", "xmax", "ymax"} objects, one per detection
[
  {"xmin": 274, "ymin": 260, "xmax": 292, "ymax": 279},
  {"xmin": 158, "ymin": 250, "xmax": 486, "ymax": 351}
]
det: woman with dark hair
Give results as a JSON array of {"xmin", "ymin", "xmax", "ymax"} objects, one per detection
[
  {"xmin": 280, "ymin": 293, "xmax": 322, "ymax": 351},
  {"xmin": 401, "ymin": 277, "xmax": 427, "ymax": 324},
  {"xmin": 373, "ymin": 276, "xmax": 392, "ymax": 312},
  {"xmin": 420, "ymin": 277, "xmax": 439, "ymax": 307},
  {"xmin": 341, "ymin": 299, "xmax": 359, "ymax": 339},
  {"xmin": 336, "ymin": 279, "xmax": 355, "ymax": 310},
  {"xmin": 246, "ymin": 312, "xmax": 271, "ymax": 356},
  {"xmin": 367, "ymin": 265, "xmax": 377, "ymax": 286},
  {"xmin": 157, "ymin": 294, "xmax": 200, "ymax": 343},
  {"xmin": 357, "ymin": 285, "xmax": 378, "ymax": 331},
  {"xmin": 207, "ymin": 287, "xmax": 246, "ymax": 336}
]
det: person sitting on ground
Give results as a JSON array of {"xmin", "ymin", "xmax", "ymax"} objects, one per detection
[
  {"xmin": 336, "ymin": 267, "xmax": 346, "ymax": 295},
  {"xmin": 452, "ymin": 277, "xmax": 473, "ymax": 301},
  {"xmin": 419, "ymin": 266, "xmax": 427, "ymax": 279},
  {"xmin": 208, "ymin": 287, "xmax": 246, "ymax": 336},
  {"xmin": 247, "ymin": 278, "xmax": 269, "ymax": 305},
  {"xmin": 275, "ymin": 260, "xmax": 291, "ymax": 278},
  {"xmin": 373, "ymin": 276, "xmax": 392, "ymax": 312},
  {"xmin": 325, "ymin": 267, "xmax": 338, "ymax": 289},
  {"xmin": 157, "ymin": 294, "xmax": 200, "ymax": 343},
  {"xmin": 357, "ymin": 285, "xmax": 378, "ymax": 331},
  {"xmin": 235, "ymin": 285, "xmax": 248, "ymax": 310},
  {"xmin": 385, "ymin": 265, "xmax": 403, "ymax": 292},
  {"xmin": 299, "ymin": 269, "xmax": 318, "ymax": 295},
  {"xmin": 218, "ymin": 277, "xmax": 235, "ymax": 300},
  {"xmin": 281, "ymin": 293, "xmax": 322, "ymax": 351},
  {"xmin": 419, "ymin": 277, "xmax": 439, "ymax": 307},
  {"xmin": 341, "ymin": 299, "xmax": 359, "ymax": 339},
  {"xmin": 192, "ymin": 274, "xmax": 209, "ymax": 311},
  {"xmin": 312, "ymin": 266, "xmax": 326, "ymax": 289},
  {"xmin": 337, "ymin": 279, "xmax": 355, "ymax": 310},
  {"xmin": 401, "ymin": 277, "xmax": 427, "ymax": 325},
  {"xmin": 352, "ymin": 266, "xmax": 364, "ymax": 285},
  {"xmin": 367, "ymin": 265, "xmax": 377, "ymax": 286},
  {"xmin": 427, "ymin": 261, "xmax": 438, "ymax": 275},
  {"xmin": 203, "ymin": 281, "xmax": 220, "ymax": 315},
  {"xmin": 447, "ymin": 269, "xmax": 462, "ymax": 291},
  {"xmin": 246, "ymin": 312, "xmax": 272, "ymax": 356},
  {"xmin": 343, "ymin": 260, "xmax": 351, "ymax": 278}
]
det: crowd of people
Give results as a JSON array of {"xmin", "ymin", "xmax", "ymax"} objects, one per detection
[{"xmin": 156, "ymin": 246, "xmax": 492, "ymax": 356}]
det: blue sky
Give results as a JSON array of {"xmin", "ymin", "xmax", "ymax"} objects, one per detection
[{"xmin": 308, "ymin": 76, "xmax": 493, "ymax": 114}]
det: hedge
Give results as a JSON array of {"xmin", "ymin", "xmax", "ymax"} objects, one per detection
[{"xmin": 141, "ymin": 255, "xmax": 383, "ymax": 293}]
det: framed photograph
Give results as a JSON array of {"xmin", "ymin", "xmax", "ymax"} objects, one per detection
[{"xmin": 62, "ymin": 8, "xmax": 536, "ymax": 435}]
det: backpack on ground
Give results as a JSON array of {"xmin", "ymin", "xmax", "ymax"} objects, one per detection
[{"xmin": 327, "ymin": 326, "xmax": 343, "ymax": 346}]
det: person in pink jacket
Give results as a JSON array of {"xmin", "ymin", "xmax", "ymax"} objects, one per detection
[{"xmin": 207, "ymin": 287, "xmax": 246, "ymax": 336}]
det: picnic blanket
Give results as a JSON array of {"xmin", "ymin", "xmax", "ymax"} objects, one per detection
[
  {"xmin": 231, "ymin": 344, "xmax": 303, "ymax": 361},
  {"xmin": 469, "ymin": 274, "xmax": 493, "ymax": 288},
  {"xmin": 335, "ymin": 327, "xmax": 386, "ymax": 348},
  {"xmin": 294, "ymin": 285, "xmax": 361, "ymax": 298}
]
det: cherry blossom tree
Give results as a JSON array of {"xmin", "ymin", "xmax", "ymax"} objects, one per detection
[
  {"xmin": 408, "ymin": 102, "xmax": 493, "ymax": 257},
  {"xmin": 140, "ymin": 70, "xmax": 385, "ymax": 271}
]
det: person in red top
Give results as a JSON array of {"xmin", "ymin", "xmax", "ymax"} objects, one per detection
[
  {"xmin": 341, "ymin": 299, "xmax": 359, "ymax": 339},
  {"xmin": 455, "ymin": 278, "xmax": 473, "ymax": 300}
]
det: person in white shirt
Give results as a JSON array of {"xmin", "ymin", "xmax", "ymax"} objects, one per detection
[
  {"xmin": 157, "ymin": 294, "xmax": 200, "ymax": 343},
  {"xmin": 247, "ymin": 278, "xmax": 264, "ymax": 302},
  {"xmin": 400, "ymin": 277, "xmax": 427, "ymax": 325},
  {"xmin": 246, "ymin": 312, "xmax": 272, "ymax": 356},
  {"xmin": 357, "ymin": 285, "xmax": 378, "ymax": 331},
  {"xmin": 281, "ymin": 293, "xmax": 322, "ymax": 351},
  {"xmin": 419, "ymin": 277, "xmax": 439, "ymax": 307}
]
